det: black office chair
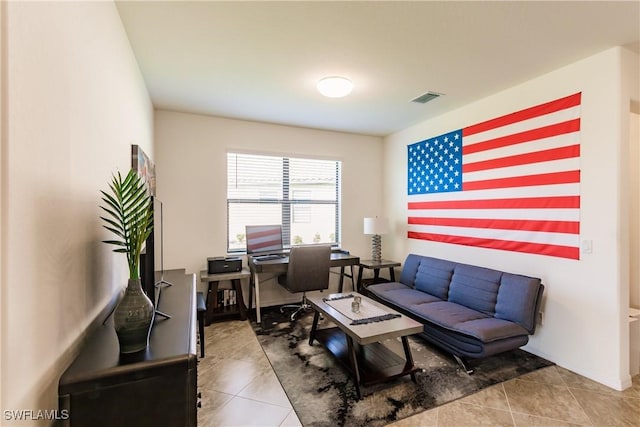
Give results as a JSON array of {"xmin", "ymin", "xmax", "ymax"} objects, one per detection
[{"xmin": 278, "ymin": 245, "xmax": 331, "ymax": 321}]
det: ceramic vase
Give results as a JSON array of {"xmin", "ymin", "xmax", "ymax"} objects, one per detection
[{"xmin": 113, "ymin": 278, "xmax": 154, "ymax": 353}]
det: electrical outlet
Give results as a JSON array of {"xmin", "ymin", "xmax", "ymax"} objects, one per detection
[{"xmin": 537, "ymin": 311, "xmax": 544, "ymax": 326}]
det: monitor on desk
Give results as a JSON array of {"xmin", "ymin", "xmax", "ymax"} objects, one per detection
[{"xmin": 245, "ymin": 225, "xmax": 284, "ymax": 254}]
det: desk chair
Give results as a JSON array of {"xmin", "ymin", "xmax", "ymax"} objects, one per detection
[{"xmin": 278, "ymin": 245, "xmax": 331, "ymax": 321}]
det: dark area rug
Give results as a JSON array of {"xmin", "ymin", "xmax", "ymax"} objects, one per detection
[{"xmin": 251, "ymin": 306, "xmax": 553, "ymax": 427}]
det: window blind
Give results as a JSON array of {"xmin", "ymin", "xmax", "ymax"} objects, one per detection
[{"xmin": 227, "ymin": 152, "xmax": 341, "ymax": 252}]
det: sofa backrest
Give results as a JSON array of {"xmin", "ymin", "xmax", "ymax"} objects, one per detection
[
  {"xmin": 400, "ymin": 254, "xmax": 455, "ymax": 300},
  {"xmin": 400, "ymin": 254, "xmax": 543, "ymax": 334},
  {"xmin": 449, "ymin": 263, "xmax": 502, "ymax": 316},
  {"xmin": 495, "ymin": 273, "xmax": 544, "ymax": 334}
]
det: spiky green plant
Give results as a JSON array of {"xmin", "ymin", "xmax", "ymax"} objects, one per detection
[{"xmin": 100, "ymin": 169, "xmax": 153, "ymax": 279}]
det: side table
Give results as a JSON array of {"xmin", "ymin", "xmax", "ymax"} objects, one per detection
[
  {"xmin": 356, "ymin": 259, "xmax": 401, "ymax": 292},
  {"xmin": 200, "ymin": 268, "xmax": 250, "ymax": 325}
]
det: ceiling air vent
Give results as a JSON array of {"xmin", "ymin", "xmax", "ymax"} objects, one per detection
[{"xmin": 411, "ymin": 91, "xmax": 443, "ymax": 104}]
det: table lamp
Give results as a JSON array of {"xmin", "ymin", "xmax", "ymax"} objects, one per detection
[{"xmin": 363, "ymin": 217, "xmax": 389, "ymax": 263}]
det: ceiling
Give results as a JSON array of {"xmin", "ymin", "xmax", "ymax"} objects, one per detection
[{"xmin": 115, "ymin": 1, "xmax": 640, "ymax": 137}]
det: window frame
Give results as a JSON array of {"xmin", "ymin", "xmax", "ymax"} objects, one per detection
[{"xmin": 226, "ymin": 151, "xmax": 342, "ymax": 253}]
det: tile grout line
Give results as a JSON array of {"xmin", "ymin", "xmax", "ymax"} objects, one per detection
[
  {"xmin": 565, "ymin": 386, "xmax": 596, "ymax": 427},
  {"xmin": 503, "ymin": 368, "xmax": 593, "ymax": 427},
  {"xmin": 556, "ymin": 366, "xmax": 596, "ymax": 427},
  {"xmin": 230, "ymin": 394, "xmax": 294, "ymax": 410},
  {"xmin": 501, "ymin": 382, "xmax": 517, "ymax": 426}
]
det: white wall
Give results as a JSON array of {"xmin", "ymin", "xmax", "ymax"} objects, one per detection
[
  {"xmin": 383, "ymin": 47, "xmax": 639, "ymax": 390},
  {"xmin": 632, "ymin": 111, "xmax": 640, "ymax": 310},
  {"xmin": 154, "ymin": 111, "xmax": 383, "ymax": 306},
  {"xmin": 1, "ymin": 2, "xmax": 153, "ymax": 423},
  {"xmin": 630, "ymin": 110, "xmax": 640, "ymax": 377},
  {"xmin": 0, "ymin": 0, "xmax": 6, "ymax": 415}
]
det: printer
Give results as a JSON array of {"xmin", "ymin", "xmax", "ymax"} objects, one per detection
[{"xmin": 207, "ymin": 257, "xmax": 243, "ymax": 274}]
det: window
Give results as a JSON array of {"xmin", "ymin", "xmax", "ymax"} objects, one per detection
[{"xmin": 227, "ymin": 152, "xmax": 341, "ymax": 252}]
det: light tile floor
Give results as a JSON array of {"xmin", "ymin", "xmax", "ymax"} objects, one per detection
[{"xmin": 198, "ymin": 320, "xmax": 640, "ymax": 427}]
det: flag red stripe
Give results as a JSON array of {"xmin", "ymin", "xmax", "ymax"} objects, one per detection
[
  {"xmin": 463, "ymin": 170, "xmax": 580, "ymax": 191},
  {"xmin": 463, "ymin": 92, "xmax": 582, "ymax": 137},
  {"xmin": 408, "ymin": 216, "xmax": 579, "ymax": 234},
  {"xmin": 463, "ymin": 144, "xmax": 580, "ymax": 173},
  {"xmin": 408, "ymin": 195, "xmax": 580, "ymax": 210},
  {"xmin": 463, "ymin": 119, "xmax": 580, "ymax": 155},
  {"xmin": 407, "ymin": 231, "xmax": 580, "ymax": 259}
]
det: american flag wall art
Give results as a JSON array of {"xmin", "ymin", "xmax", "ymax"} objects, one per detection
[{"xmin": 407, "ymin": 93, "xmax": 581, "ymax": 260}]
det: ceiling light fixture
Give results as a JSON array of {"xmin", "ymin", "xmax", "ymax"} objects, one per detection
[{"xmin": 317, "ymin": 76, "xmax": 353, "ymax": 98}]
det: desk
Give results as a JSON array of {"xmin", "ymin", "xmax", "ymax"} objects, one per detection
[
  {"xmin": 248, "ymin": 251, "xmax": 360, "ymax": 323},
  {"xmin": 356, "ymin": 259, "xmax": 401, "ymax": 292}
]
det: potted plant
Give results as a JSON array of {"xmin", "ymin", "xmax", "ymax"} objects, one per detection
[{"xmin": 100, "ymin": 169, "xmax": 154, "ymax": 353}]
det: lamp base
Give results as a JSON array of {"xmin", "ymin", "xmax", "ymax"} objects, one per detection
[{"xmin": 371, "ymin": 234, "xmax": 382, "ymax": 263}]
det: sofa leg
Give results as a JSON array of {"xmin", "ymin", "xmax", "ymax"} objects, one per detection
[{"xmin": 453, "ymin": 355, "xmax": 474, "ymax": 374}]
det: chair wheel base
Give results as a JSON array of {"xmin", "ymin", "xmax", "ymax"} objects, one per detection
[{"xmin": 280, "ymin": 298, "xmax": 313, "ymax": 321}]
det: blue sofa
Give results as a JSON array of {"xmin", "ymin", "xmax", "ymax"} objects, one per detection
[{"xmin": 366, "ymin": 254, "xmax": 544, "ymax": 373}]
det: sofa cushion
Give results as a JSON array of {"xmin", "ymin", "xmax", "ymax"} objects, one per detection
[
  {"xmin": 455, "ymin": 317, "xmax": 529, "ymax": 342},
  {"xmin": 367, "ymin": 282, "xmax": 441, "ymax": 308},
  {"xmin": 410, "ymin": 301, "xmax": 489, "ymax": 328},
  {"xmin": 412, "ymin": 301, "xmax": 528, "ymax": 342},
  {"xmin": 495, "ymin": 273, "xmax": 542, "ymax": 334},
  {"xmin": 422, "ymin": 322, "xmax": 485, "ymax": 356},
  {"xmin": 422, "ymin": 323, "xmax": 530, "ymax": 358},
  {"xmin": 399, "ymin": 254, "xmax": 423, "ymax": 286},
  {"xmin": 448, "ymin": 264, "xmax": 501, "ymax": 315},
  {"xmin": 413, "ymin": 257, "xmax": 456, "ymax": 300}
]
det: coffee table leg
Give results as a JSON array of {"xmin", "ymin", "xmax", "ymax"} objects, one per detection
[
  {"xmin": 401, "ymin": 336, "xmax": 417, "ymax": 382},
  {"xmin": 309, "ymin": 310, "xmax": 320, "ymax": 345},
  {"xmin": 356, "ymin": 266, "xmax": 364, "ymax": 293},
  {"xmin": 346, "ymin": 335, "xmax": 363, "ymax": 399}
]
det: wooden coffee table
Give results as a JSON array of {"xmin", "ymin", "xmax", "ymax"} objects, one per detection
[{"xmin": 306, "ymin": 292, "xmax": 423, "ymax": 398}]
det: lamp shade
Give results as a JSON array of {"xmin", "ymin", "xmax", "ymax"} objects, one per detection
[{"xmin": 363, "ymin": 217, "xmax": 389, "ymax": 235}]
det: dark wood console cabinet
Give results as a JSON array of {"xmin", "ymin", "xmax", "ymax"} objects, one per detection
[{"xmin": 58, "ymin": 269, "xmax": 198, "ymax": 427}]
